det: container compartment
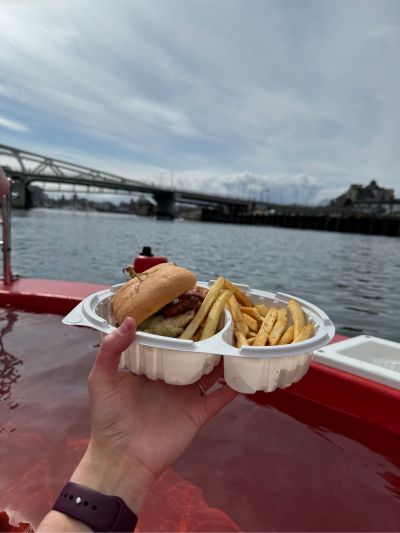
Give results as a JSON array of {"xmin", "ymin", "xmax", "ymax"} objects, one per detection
[
  {"xmin": 95, "ymin": 286, "xmax": 228, "ymax": 385},
  {"xmin": 224, "ymin": 351, "xmax": 312, "ymax": 393},
  {"xmin": 63, "ymin": 282, "xmax": 334, "ymax": 393},
  {"xmin": 118, "ymin": 342, "xmax": 220, "ymax": 385},
  {"xmin": 224, "ymin": 288, "xmax": 316, "ymax": 393}
]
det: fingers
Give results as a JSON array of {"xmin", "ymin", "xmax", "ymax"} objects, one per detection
[
  {"xmin": 197, "ymin": 361, "xmax": 224, "ymax": 392},
  {"xmin": 203, "ymin": 384, "xmax": 239, "ymax": 419},
  {"xmin": 91, "ymin": 318, "xmax": 136, "ymax": 383}
]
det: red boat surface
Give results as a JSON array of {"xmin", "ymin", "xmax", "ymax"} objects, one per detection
[{"xmin": 1, "ymin": 279, "xmax": 400, "ymax": 532}]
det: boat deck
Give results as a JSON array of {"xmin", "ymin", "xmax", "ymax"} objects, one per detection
[{"xmin": 1, "ymin": 280, "xmax": 400, "ymax": 531}]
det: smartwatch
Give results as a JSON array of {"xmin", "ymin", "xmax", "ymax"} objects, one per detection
[{"xmin": 53, "ymin": 481, "xmax": 138, "ymax": 532}]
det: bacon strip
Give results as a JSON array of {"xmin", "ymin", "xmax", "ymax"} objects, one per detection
[{"xmin": 162, "ymin": 289, "xmax": 206, "ymax": 318}]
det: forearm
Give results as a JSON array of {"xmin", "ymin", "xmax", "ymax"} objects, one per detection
[{"xmin": 37, "ymin": 441, "xmax": 154, "ymax": 532}]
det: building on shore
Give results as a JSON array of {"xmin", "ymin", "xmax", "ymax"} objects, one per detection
[{"xmin": 331, "ymin": 180, "xmax": 394, "ymax": 207}]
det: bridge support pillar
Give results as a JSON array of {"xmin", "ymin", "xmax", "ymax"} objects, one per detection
[
  {"xmin": 10, "ymin": 177, "xmax": 29, "ymax": 209},
  {"xmin": 153, "ymin": 191, "xmax": 175, "ymax": 220}
]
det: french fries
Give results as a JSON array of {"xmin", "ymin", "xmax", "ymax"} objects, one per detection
[
  {"xmin": 242, "ymin": 312, "xmax": 259, "ymax": 333},
  {"xmin": 253, "ymin": 308, "xmax": 278, "ymax": 346},
  {"xmin": 278, "ymin": 325, "xmax": 294, "ymax": 345},
  {"xmin": 192, "ymin": 318, "xmax": 207, "ymax": 342},
  {"xmin": 241, "ymin": 306, "xmax": 262, "ymax": 322},
  {"xmin": 225, "ymin": 285, "xmax": 314, "ymax": 348},
  {"xmin": 200, "ymin": 290, "xmax": 232, "ymax": 340},
  {"xmin": 180, "ymin": 274, "xmax": 315, "ymax": 350},
  {"xmin": 293, "ymin": 324, "xmax": 314, "ymax": 343},
  {"xmin": 235, "ymin": 330, "xmax": 248, "ymax": 348},
  {"xmin": 288, "ymin": 299, "xmax": 305, "ymax": 339},
  {"xmin": 228, "ymin": 295, "xmax": 249, "ymax": 336},
  {"xmin": 255, "ymin": 304, "xmax": 269, "ymax": 317},
  {"xmin": 224, "ymin": 279, "xmax": 254, "ymax": 307},
  {"xmin": 268, "ymin": 308, "xmax": 288, "ymax": 346},
  {"xmin": 180, "ymin": 276, "xmax": 225, "ymax": 340},
  {"xmin": 192, "ymin": 327, "xmax": 204, "ymax": 342}
]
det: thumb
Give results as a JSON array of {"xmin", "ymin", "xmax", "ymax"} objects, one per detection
[{"xmin": 91, "ymin": 317, "xmax": 136, "ymax": 382}]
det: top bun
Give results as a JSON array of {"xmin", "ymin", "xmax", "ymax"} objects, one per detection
[{"xmin": 112, "ymin": 263, "xmax": 197, "ymax": 326}]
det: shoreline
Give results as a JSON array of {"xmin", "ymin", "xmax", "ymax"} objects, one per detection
[{"xmin": 13, "ymin": 205, "xmax": 400, "ymax": 237}]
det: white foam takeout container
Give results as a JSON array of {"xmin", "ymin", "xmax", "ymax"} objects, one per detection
[{"xmin": 63, "ymin": 281, "xmax": 335, "ymax": 393}]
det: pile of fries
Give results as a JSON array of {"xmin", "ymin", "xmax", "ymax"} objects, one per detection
[
  {"xmin": 179, "ymin": 276, "xmax": 314, "ymax": 347},
  {"xmin": 230, "ymin": 293, "xmax": 314, "ymax": 348}
]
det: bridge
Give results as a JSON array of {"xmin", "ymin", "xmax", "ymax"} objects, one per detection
[{"xmin": 0, "ymin": 144, "xmax": 256, "ymax": 219}]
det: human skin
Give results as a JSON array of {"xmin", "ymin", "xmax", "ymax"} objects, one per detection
[{"xmin": 38, "ymin": 317, "xmax": 238, "ymax": 531}]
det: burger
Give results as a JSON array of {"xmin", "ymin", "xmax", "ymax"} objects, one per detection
[{"xmin": 111, "ymin": 263, "xmax": 207, "ymax": 337}]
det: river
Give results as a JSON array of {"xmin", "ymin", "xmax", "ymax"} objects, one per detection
[{"xmin": 12, "ymin": 208, "xmax": 400, "ymax": 342}]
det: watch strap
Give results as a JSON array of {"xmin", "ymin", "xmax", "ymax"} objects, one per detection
[{"xmin": 53, "ymin": 481, "xmax": 138, "ymax": 532}]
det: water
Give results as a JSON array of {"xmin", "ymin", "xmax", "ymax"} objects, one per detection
[{"xmin": 12, "ymin": 208, "xmax": 400, "ymax": 342}]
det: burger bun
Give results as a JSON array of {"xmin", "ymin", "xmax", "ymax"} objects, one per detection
[{"xmin": 112, "ymin": 263, "xmax": 197, "ymax": 326}]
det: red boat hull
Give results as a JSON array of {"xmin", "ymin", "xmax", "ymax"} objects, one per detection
[{"xmin": 1, "ymin": 279, "xmax": 399, "ymax": 531}]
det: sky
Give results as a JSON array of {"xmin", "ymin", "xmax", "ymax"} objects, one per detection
[{"xmin": 0, "ymin": 0, "xmax": 399, "ymax": 204}]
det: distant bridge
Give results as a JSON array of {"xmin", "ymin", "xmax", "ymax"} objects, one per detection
[{"xmin": 0, "ymin": 144, "xmax": 257, "ymax": 218}]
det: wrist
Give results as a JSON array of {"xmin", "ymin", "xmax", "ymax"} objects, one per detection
[{"xmin": 70, "ymin": 440, "xmax": 154, "ymax": 514}]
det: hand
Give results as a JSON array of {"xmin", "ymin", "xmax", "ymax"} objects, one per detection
[{"xmin": 71, "ymin": 318, "xmax": 238, "ymax": 513}]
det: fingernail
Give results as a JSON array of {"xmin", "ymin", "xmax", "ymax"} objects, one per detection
[{"xmin": 119, "ymin": 318, "xmax": 132, "ymax": 334}]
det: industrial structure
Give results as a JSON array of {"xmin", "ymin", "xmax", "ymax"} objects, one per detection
[
  {"xmin": 0, "ymin": 144, "xmax": 398, "ymax": 236},
  {"xmin": 0, "ymin": 144, "xmax": 254, "ymax": 219}
]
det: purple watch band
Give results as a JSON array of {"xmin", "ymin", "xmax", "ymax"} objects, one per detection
[{"xmin": 53, "ymin": 481, "xmax": 138, "ymax": 532}]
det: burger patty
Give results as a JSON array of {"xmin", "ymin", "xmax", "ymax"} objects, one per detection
[
  {"xmin": 162, "ymin": 287, "xmax": 207, "ymax": 318},
  {"xmin": 138, "ymin": 287, "xmax": 208, "ymax": 337},
  {"xmin": 138, "ymin": 309, "xmax": 195, "ymax": 337}
]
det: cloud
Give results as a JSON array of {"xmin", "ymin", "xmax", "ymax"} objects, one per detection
[
  {"xmin": 0, "ymin": 115, "xmax": 30, "ymax": 133},
  {"xmin": 0, "ymin": 135, "xmax": 385, "ymax": 205},
  {"xmin": 0, "ymin": 0, "xmax": 399, "ymax": 196},
  {"xmin": 196, "ymin": 171, "xmax": 327, "ymax": 205},
  {"xmin": 368, "ymin": 23, "xmax": 400, "ymax": 41}
]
